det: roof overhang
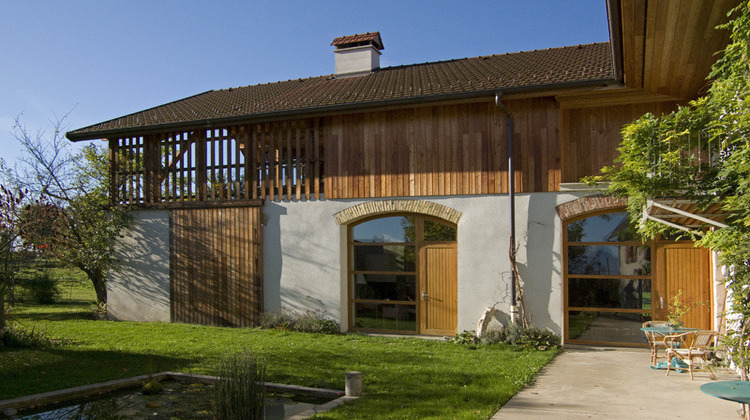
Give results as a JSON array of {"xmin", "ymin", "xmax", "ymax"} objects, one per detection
[{"xmin": 612, "ymin": 0, "xmax": 737, "ymax": 101}]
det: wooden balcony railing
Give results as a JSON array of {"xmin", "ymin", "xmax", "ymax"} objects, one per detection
[{"xmin": 109, "ymin": 119, "xmax": 324, "ymax": 206}]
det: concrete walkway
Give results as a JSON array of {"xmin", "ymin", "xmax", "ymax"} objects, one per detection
[{"xmin": 492, "ymin": 346, "xmax": 743, "ymax": 419}]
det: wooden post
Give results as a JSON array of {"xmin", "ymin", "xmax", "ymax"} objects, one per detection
[
  {"xmin": 314, "ymin": 119, "xmax": 320, "ymax": 200},
  {"xmin": 196, "ymin": 130, "xmax": 207, "ymax": 201},
  {"xmin": 108, "ymin": 138, "xmax": 117, "ymax": 205}
]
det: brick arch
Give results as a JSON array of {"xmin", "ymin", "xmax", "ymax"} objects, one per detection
[
  {"xmin": 333, "ymin": 200, "xmax": 462, "ymax": 225},
  {"xmin": 555, "ymin": 195, "xmax": 627, "ymax": 221}
]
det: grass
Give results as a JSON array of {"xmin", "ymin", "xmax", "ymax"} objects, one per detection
[{"xmin": 1, "ymin": 278, "xmax": 559, "ymax": 419}]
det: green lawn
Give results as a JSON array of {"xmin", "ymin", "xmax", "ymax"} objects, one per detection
[{"xmin": 1, "ymin": 282, "xmax": 559, "ymax": 419}]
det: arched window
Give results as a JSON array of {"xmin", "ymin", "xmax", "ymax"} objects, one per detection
[
  {"xmin": 564, "ymin": 211, "xmax": 653, "ymax": 345},
  {"xmin": 349, "ymin": 214, "xmax": 456, "ymax": 334}
]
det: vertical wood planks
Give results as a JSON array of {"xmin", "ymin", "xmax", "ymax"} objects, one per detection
[
  {"xmin": 286, "ymin": 126, "xmax": 292, "ymax": 201},
  {"xmin": 196, "ymin": 131, "xmax": 207, "ymax": 202},
  {"xmin": 269, "ymin": 128, "xmax": 277, "ymax": 201},
  {"xmin": 170, "ymin": 206, "xmax": 263, "ymax": 327},
  {"xmin": 314, "ymin": 119, "xmax": 321, "ymax": 199},
  {"xmin": 561, "ymin": 100, "xmax": 681, "ymax": 183},
  {"xmin": 109, "ymin": 139, "xmax": 118, "ymax": 205},
  {"xmin": 322, "ymin": 99, "xmax": 561, "ymax": 199},
  {"xmin": 108, "ymin": 98, "xmax": 686, "ymax": 205},
  {"xmin": 295, "ymin": 127, "xmax": 301, "ymax": 200},
  {"xmin": 250, "ymin": 130, "xmax": 258, "ymax": 200}
]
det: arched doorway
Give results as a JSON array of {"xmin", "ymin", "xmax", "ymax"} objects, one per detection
[
  {"xmin": 563, "ymin": 209, "xmax": 712, "ymax": 346},
  {"xmin": 348, "ymin": 214, "xmax": 457, "ymax": 335}
]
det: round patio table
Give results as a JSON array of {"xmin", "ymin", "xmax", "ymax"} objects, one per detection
[
  {"xmin": 640, "ymin": 326, "xmax": 700, "ymax": 335},
  {"xmin": 700, "ymin": 381, "xmax": 750, "ymax": 404}
]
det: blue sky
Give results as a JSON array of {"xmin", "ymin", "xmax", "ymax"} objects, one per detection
[{"xmin": 0, "ymin": 1, "xmax": 609, "ymax": 166}]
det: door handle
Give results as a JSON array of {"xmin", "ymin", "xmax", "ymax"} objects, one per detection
[
  {"xmin": 421, "ymin": 291, "xmax": 429, "ymax": 301},
  {"xmin": 660, "ymin": 297, "xmax": 664, "ymax": 309}
]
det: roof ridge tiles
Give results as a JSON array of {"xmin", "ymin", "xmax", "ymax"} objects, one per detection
[{"xmin": 374, "ymin": 41, "xmax": 607, "ymax": 71}]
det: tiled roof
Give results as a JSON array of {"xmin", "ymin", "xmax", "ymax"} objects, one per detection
[
  {"xmin": 68, "ymin": 42, "xmax": 613, "ymax": 140},
  {"xmin": 331, "ymin": 32, "xmax": 384, "ymax": 50}
]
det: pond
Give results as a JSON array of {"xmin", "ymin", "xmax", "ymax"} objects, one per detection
[
  {"xmin": 1, "ymin": 372, "xmax": 349, "ymax": 420},
  {"xmin": 17, "ymin": 381, "xmax": 328, "ymax": 419}
]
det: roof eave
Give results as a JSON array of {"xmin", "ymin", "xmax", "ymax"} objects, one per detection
[
  {"xmin": 605, "ymin": 0, "xmax": 624, "ymax": 83},
  {"xmin": 66, "ymin": 77, "xmax": 617, "ymax": 142}
]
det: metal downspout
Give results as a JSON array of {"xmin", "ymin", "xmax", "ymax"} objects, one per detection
[{"xmin": 495, "ymin": 93, "xmax": 519, "ymax": 324}]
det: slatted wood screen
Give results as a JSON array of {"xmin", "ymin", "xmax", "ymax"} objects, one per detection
[
  {"xmin": 323, "ymin": 98, "xmax": 560, "ymax": 198},
  {"xmin": 111, "ymin": 119, "xmax": 323, "ymax": 206},
  {"xmin": 170, "ymin": 206, "xmax": 263, "ymax": 327}
]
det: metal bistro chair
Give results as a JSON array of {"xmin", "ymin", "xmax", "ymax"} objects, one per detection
[
  {"xmin": 665, "ymin": 330, "xmax": 717, "ymax": 380},
  {"xmin": 642, "ymin": 320, "xmax": 670, "ymax": 366}
]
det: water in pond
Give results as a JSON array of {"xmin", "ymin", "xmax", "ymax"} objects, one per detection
[{"xmin": 17, "ymin": 381, "xmax": 329, "ymax": 420}]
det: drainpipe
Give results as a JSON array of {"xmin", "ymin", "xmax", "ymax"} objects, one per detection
[{"xmin": 495, "ymin": 92, "xmax": 519, "ymax": 325}]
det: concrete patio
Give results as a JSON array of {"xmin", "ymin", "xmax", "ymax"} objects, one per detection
[{"xmin": 492, "ymin": 346, "xmax": 743, "ymax": 419}]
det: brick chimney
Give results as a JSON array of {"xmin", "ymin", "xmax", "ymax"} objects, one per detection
[{"xmin": 331, "ymin": 32, "xmax": 384, "ymax": 78}]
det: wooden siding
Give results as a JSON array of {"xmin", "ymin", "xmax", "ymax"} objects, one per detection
[
  {"xmin": 324, "ymin": 98, "xmax": 560, "ymax": 199},
  {"xmin": 109, "ymin": 97, "xmax": 687, "ymax": 202},
  {"xmin": 111, "ymin": 119, "xmax": 323, "ymax": 206},
  {"xmin": 561, "ymin": 101, "xmax": 680, "ymax": 183},
  {"xmin": 170, "ymin": 206, "xmax": 263, "ymax": 327}
]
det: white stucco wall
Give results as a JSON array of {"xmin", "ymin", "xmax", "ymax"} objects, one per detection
[
  {"xmin": 110, "ymin": 192, "xmax": 591, "ymax": 333},
  {"xmin": 265, "ymin": 192, "xmax": 588, "ymax": 334},
  {"xmin": 261, "ymin": 200, "xmax": 348, "ymax": 322},
  {"xmin": 108, "ymin": 209, "xmax": 171, "ymax": 322}
]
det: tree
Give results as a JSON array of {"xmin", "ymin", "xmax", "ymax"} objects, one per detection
[
  {"xmin": 0, "ymin": 186, "xmax": 26, "ymax": 331},
  {"xmin": 591, "ymin": 2, "xmax": 750, "ymax": 384},
  {"xmin": 0, "ymin": 186, "xmax": 55, "ymax": 330},
  {"xmin": 6, "ymin": 113, "xmax": 131, "ymax": 305}
]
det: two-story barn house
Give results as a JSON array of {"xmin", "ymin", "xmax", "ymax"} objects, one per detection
[{"xmin": 66, "ymin": 0, "xmax": 738, "ymax": 346}]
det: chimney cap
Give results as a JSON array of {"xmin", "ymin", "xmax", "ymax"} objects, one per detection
[{"xmin": 331, "ymin": 32, "xmax": 384, "ymax": 50}]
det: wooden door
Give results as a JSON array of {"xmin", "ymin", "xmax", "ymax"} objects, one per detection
[
  {"xmin": 654, "ymin": 244, "xmax": 711, "ymax": 329},
  {"xmin": 420, "ymin": 244, "xmax": 457, "ymax": 335}
]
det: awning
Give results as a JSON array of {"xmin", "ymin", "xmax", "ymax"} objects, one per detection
[{"xmin": 644, "ymin": 198, "xmax": 729, "ymax": 234}]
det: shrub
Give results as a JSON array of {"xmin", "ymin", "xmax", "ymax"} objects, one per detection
[
  {"xmin": 20, "ymin": 271, "xmax": 61, "ymax": 304},
  {"xmin": 258, "ymin": 309, "xmax": 296, "ymax": 330},
  {"xmin": 449, "ymin": 330, "xmax": 479, "ymax": 345},
  {"xmin": 455, "ymin": 324, "xmax": 561, "ymax": 351},
  {"xmin": 477, "ymin": 328, "xmax": 506, "ymax": 345},
  {"xmin": 211, "ymin": 351, "xmax": 266, "ymax": 420},
  {"xmin": 258, "ymin": 309, "xmax": 340, "ymax": 334},
  {"xmin": 0, "ymin": 325, "xmax": 49, "ymax": 349},
  {"xmin": 512, "ymin": 326, "xmax": 561, "ymax": 351}
]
